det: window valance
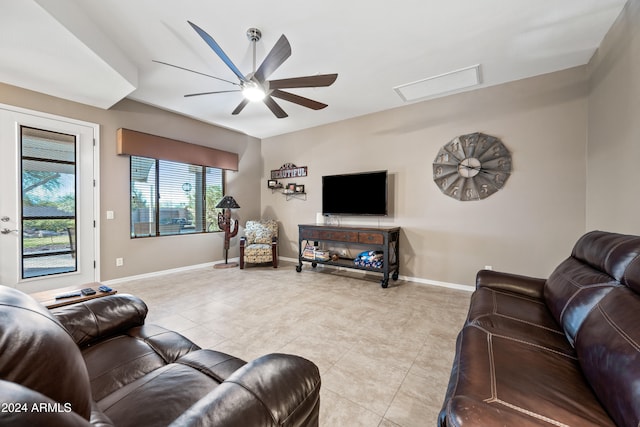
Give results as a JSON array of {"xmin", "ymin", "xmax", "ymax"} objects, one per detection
[{"xmin": 116, "ymin": 128, "xmax": 238, "ymax": 171}]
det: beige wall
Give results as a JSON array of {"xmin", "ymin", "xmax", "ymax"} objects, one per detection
[
  {"xmin": 0, "ymin": 83, "xmax": 261, "ymax": 281},
  {"xmin": 2, "ymin": 0, "xmax": 636, "ymax": 287},
  {"xmin": 262, "ymin": 67, "xmax": 589, "ymax": 286},
  {"xmin": 586, "ymin": 0, "xmax": 640, "ymax": 234}
]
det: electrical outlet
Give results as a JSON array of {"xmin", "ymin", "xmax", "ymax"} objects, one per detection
[
  {"xmin": 484, "ymin": 265, "xmax": 493, "ymax": 271},
  {"xmin": 116, "ymin": 258, "xmax": 124, "ymax": 267}
]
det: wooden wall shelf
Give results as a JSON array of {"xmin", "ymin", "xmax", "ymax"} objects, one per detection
[{"xmin": 270, "ymin": 186, "xmax": 306, "ymax": 201}]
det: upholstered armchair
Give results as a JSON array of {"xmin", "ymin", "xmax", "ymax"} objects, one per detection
[{"xmin": 239, "ymin": 220, "xmax": 278, "ymax": 269}]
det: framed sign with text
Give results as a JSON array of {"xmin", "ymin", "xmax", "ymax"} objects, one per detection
[{"xmin": 271, "ymin": 163, "xmax": 308, "ymax": 180}]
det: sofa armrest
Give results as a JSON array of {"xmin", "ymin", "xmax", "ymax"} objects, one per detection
[
  {"xmin": 51, "ymin": 294, "xmax": 147, "ymax": 347},
  {"xmin": 476, "ymin": 269, "xmax": 546, "ymax": 299},
  {"xmin": 169, "ymin": 353, "xmax": 321, "ymax": 427}
]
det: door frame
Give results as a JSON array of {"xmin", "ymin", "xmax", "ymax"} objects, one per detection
[{"xmin": 0, "ymin": 103, "xmax": 100, "ymax": 292}]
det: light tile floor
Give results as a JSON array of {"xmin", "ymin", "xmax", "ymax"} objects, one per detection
[{"xmin": 113, "ymin": 262, "xmax": 471, "ymax": 427}]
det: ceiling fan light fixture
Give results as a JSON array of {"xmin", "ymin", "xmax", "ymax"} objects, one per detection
[
  {"xmin": 242, "ymin": 81, "xmax": 266, "ymax": 102},
  {"xmin": 182, "ymin": 22, "xmax": 337, "ymax": 117}
]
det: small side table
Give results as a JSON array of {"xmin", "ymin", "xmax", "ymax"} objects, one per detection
[{"xmin": 30, "ymin": 283, "xmax": 117, "ymax": 309}]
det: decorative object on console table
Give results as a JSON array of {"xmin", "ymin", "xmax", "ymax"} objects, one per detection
[
  {"xmin": 315, "ymin": 250, "xmax": 330, "ymax": 261},
  {"xmin": 432, "ymin": 132, "xmax": 511, "ymax": 201},
  {"xmin": 214, "ymin": 195, "xmax": 240, "ymax": 269},
  {"xmin": 302, "ymin": 244, "xmax": 317, "ymax": 260}
]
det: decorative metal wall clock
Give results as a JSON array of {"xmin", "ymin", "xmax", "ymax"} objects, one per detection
[{"xmin": 432, "ymin": 132, "xmax": 511, "ymax": 201}]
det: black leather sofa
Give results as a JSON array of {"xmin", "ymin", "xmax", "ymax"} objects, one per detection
[
  {"xmin": 0, "ymin": 286, "xmax": 321, "ymax": 426},
  {"xmin": 439, "ymin": 230, "xmax": 640, "ymax": 426}
]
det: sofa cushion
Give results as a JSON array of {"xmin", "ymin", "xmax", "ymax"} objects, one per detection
[
  {"xmin": 467, "ymin": 287, "xmax": 573, "ymax": 356},
  {"xmin": 98, "ymin": 362, "xmax": 220, "ymax": 426},
  {"xmin": 571, "ymin": 230, "xmax": 640, "ymax": 281},
  {"xmin": 544, "ymin": 231, "xmax": 640, "ymax": 346},
  {"xmin": 468, "ymin": 287, "xmax": 559, "ymax": 331},
  {"xmin": 82, "ymin": 324, "xmax": 202, "ymax": 401},
  {"xmin": 470, "ymin": 270, "xmax": 572, "ymax": 354},
  {"xmin": 0, "ymin": 287, "xmax": 93, "ymax": 420},
  {"xmin": 177, "ymin": 349, "xmax": 247, "ymax": 382},
  {"xmin": 245, "ymin": 243, "xmax": 274, "ymax": 263},
  {"xmin": 440, "ymin": 325, "xmax": 615, "ymax": 426},
  {"xmin": 622, "ymin": 255, "xmax": 640, "ymax": 293},
  {"xmin": 575, "ymin": 286, "xmax": 640, "ymax": 427},
  {"xmin": 127, "ymin": 324, "xmax": 200, "ymax": 363},
  {"xmin": 245, "ymin": 220, "xmax": 277, "ymax": 244},
  {"xmin": 83, "ymin": 333, "xmax": 168, "ymax": 401},
  {"xmin": 95, "ymin": 349, "xmax": 247, "ymax": 427},
  {"xmin": 544, "ymin": 256, "xmax": 619, "ymax": 346}
]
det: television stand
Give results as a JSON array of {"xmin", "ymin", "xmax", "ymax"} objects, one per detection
[{"xmin": 296, "ymin": 224, "xmax": 400, "ymax": 288}]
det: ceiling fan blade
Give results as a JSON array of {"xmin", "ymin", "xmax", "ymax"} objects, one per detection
[
  {"xmin": 263, "ymin": 96, "xmax": 288, "ymax": 118},
  {"xmin": 188, "ymin": 21, "xmax": 247, "ymax": 82},
  {"xmin": 152, "ymin": 60, "xmax": 239, "ymax": 86},
  {"xmin": 270, "ymin": 89, "xmax": 328, "ymax": 110},
  {"xmin": 184, "ymin": 90, "xmax": 241, "ymax": 97},
  {"xmin": 253, "ymin": 35, "xmax": 291, "ymax": 83},
  {"xmin": 268, "ymin": 73, "xmax": 338, "ymax": 90},
  {"xmin": 232, "ymin": 99, "xmax": 250, "ymax": 115}
]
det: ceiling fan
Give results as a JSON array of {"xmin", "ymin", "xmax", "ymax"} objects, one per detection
[{"xmin": 154, "ymin": 21, "xmax": 338, "ymax": 119}]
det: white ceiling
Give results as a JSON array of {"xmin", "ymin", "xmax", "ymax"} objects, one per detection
[{"xmin": 0, "ymin": 0, "xmax": 627, "ymax": 139}]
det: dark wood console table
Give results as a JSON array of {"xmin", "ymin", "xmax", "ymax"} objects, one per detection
[{"xmin": 296, "ymin": 224, "xmax": 400, "ymax": 288}]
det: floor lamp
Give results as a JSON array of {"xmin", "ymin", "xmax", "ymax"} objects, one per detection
[{"xmin": 214, "ymin": 195, "xmax": 240, "ymax": 269}]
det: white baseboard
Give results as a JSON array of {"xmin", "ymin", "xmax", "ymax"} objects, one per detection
[
  {"xmin": 102, "ymin": 257, "xmax": 238, "ymax": 286},
  {"xmin": 278, "ymin": 256, "xmax": 474, "ymax": 292}
]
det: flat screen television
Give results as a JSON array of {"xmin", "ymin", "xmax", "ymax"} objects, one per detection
[{"xmin": 322, "ymin": 170, "xmax": 388, "ymax": 216}]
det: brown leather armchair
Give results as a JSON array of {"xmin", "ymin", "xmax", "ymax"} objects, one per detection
[{"xmin": 0, "ymin": 286, "xmax": 320, "ymax": 426}]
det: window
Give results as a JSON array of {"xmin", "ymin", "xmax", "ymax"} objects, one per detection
[
  {"xmin": 130, "ymin": 156, "xmax": 224, "ymax": 238},
  {"xmin": 21, "ymin": 126, "xmax": 77, "ymax": 277}
]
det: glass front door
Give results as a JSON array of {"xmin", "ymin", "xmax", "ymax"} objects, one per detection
[{"xmin": 0, "ymin": 105, "xmax": 97, "ymax": 293}]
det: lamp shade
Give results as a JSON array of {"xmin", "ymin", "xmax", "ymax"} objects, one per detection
[{"xmin": 216, "ymin": 195, "xmax": 240, "ymax": 209}]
